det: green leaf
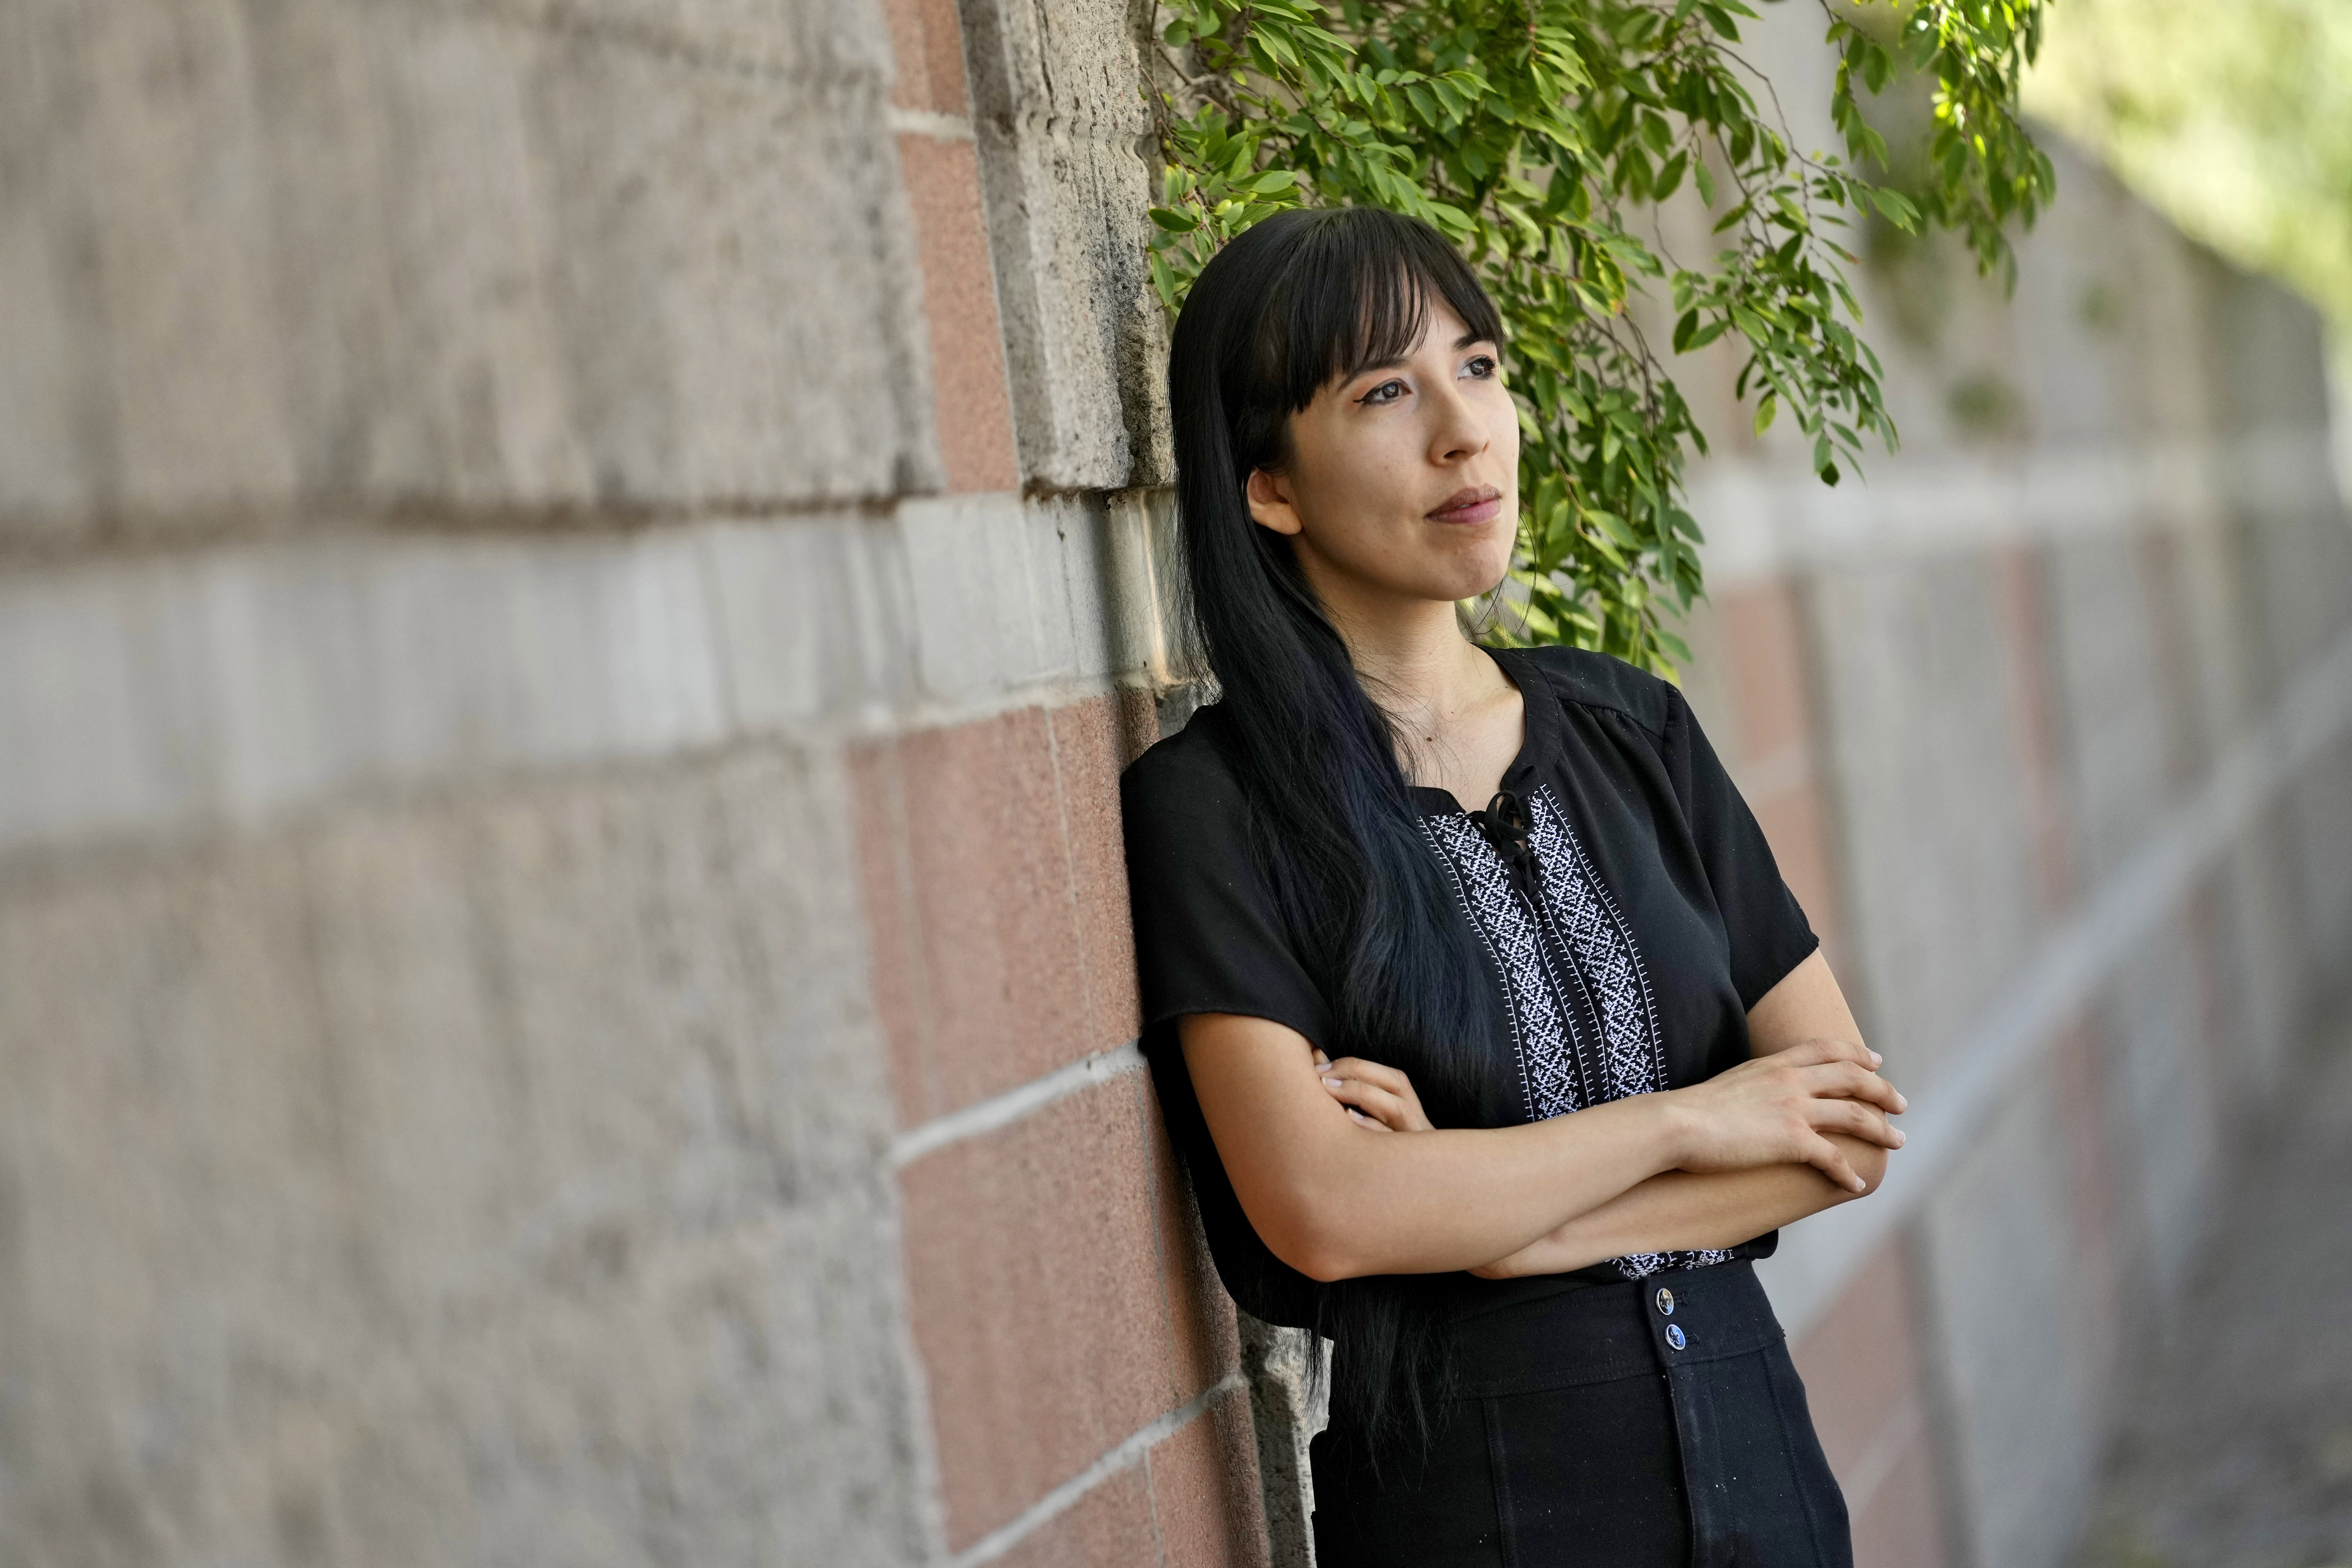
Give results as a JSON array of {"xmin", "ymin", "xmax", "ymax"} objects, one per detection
[
  {"xmin": 1143, "ymin": 0, "xmax": 2051, "ymax": 664},
  {"xmin": 1867, "ymin": 185, "xmax": 1921, "ymax": 231},
  {"xmin": 1584, "ymin": 508, "xmax": 1639, "ymax": 547},
  {"xmin": 1653, "ymin": 151, "xmax": 1688, "ymax": 202}
]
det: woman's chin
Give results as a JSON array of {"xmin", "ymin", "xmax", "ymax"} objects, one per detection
[{"xmin": 1423, "ymin": 549, "xmax": 1515, "ymax": 606}]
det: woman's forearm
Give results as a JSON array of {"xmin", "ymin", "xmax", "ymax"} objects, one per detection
[
  {"xmin": 1471, "ymin": 1133, "xmax": 1887, "ymax": 1279},
  {"xmin": 1185, "ymin": 1013, "xmax": 1900, "ymax": 1283},
  {"xmin": 1184, "ymin": 1015, "xmax": 1697, "ymax": 1281},
  {"xmin": 1251, "ymin": 1094, "xmax": 1697, "ymax": 1281}
]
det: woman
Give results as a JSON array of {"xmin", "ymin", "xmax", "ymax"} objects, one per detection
[{"xmin": 1120, "ymin": 205, "xmax": 1907, "ymax": 1567}]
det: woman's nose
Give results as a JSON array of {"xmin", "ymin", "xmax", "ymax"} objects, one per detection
[{"xmin": 1427, "ymin": 381, "xmax": 1489, "ymax": 462}]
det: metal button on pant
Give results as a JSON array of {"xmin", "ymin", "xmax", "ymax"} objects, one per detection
[{"xmin": 1312, "ymin": 1259, "xmax": 1852, "ymax": 1567}]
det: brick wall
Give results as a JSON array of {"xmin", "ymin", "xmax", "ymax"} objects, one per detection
[
  {"xmin": 1665, "ymin": 47, "xmax": 2352, "ymax": 1560},
  {"xmin": 0, "ymin": 0, "xmax": 1261, "ymax": 1562},
  {"xmin": 3, "ymin": 2, "xmax": 2349, "ymax": 1566}
]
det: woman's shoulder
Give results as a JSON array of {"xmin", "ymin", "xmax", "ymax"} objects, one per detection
[
  {"xmin": 1120, "ymin": 702, "xmax": 1251, "ymax": 827},
  {"xmin": 1503, "ymin": 644, "xmax": 1676, "ymax": 742}
]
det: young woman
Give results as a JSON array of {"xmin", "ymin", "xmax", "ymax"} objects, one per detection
[{"xmin": 1120, "ymin": 206, "xmax": 1908, "ymax": 1567}]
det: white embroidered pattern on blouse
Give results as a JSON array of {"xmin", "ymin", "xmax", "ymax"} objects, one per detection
[
  {"xmin": 1426, "ymin": 784, "xmax": 1733, "ymax": 1281},
  {"xmin": 1423, "ymin": 813, "xmax": 1580, "ymax": 1118},
  {"xmin": 1525, "ymin": 789, "xmax": 1667, "ymax": 1104}
]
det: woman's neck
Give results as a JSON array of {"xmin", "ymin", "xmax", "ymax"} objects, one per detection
[{"xmin": 1320, "ymin": 588, "xmax": 1507, "ymax": 735}]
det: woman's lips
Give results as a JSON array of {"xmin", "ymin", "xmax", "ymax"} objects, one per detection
[{"xmin": 1428, "ymin": 486, "xmax": 1504, "ymax": 526}]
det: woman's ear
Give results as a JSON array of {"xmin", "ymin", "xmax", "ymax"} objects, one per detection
[{"xmin": 1245, "ymin": 467, "xmax": 1305, "ymax": 536}]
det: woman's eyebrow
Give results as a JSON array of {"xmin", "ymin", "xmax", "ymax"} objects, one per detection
[{"xmin": 1349, "ymin": 334, "xmax": 1496, "ymax": 378}]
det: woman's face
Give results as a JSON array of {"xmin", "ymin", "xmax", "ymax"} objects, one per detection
[{"xmin": 1247, "ymin": 298, "xmax": 1519, "ymax": 613}]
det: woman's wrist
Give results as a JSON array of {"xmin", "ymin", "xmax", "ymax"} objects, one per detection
[{"xmin": 1634, "ymin": 1088, "xmax": 1700, "ymax": 1175}]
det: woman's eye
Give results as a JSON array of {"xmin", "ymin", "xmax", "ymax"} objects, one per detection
[
  {"xmin": 1463, "ymin": 354, "xmax": 1499, "ymax": 379},
  {"xmin": 1359, "ymin": 379, "xmax": 1408, "ymax": 405}
]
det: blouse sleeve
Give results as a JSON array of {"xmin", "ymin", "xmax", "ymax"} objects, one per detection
[
  {"xmin": 1662, "ymin": 684, "xmax": 1821, "ymax": 1011},
  {"xmin": 1119, "ymin": 721, "xmax": 1334, "ymax": 1329},
  {"xmin": 1119, "ymin": 728, "xmax": 1335, "ymax": 1051}
]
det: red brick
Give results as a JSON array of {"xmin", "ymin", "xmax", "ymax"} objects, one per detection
[
  {"xmin": 1790, "ymin": 1246, "xmax": 1958, "ymax": 1568},
  {"xmin": 863, "ymin": 699, "xmax": 1142, "ymax": 1128},
  {"xmin": 1149, "ymin": 1383, "xmax": 1270, "ymax": 1568},
  {"xmin": 2052, "ymin": 1018, "xmax": 2123, "ymax": 1384},
  {"xmin": 1849, "ymin": 1433, "xmax": 1949, "ymax": 1568},
  {"xmin": 1715, "ymin": 582, "xmax": 1813, "ymax": 763},
  {"xmin": 1116, "ymin": 688, "xmax": 1162, "ymax": 767},
  {"xmin": 880, "ymin": 0, "xmax": 971, "ymax": 115},
  {"xmin": 1788, "ymin": 1244, "xmax": 1925, "ymax": 1482},
  {"xmin": 994, "ymin": 1467, "xmax": 1161, "ymax": 1568},
  {"xmin": 897, "ymin": 133, "xmax": 1019, "ymax": 494},
  {"xmin": 1987, "ymin": 544, "xmax": 2075, "ymax": 912},
  {"xmin": 901, "ymin": 704, "xmax": 1086, "ymax": 1115},
  {"xmin": 899, "ymin": 1076, "xmax": 1191, "ymax": 1549},
  {"xmin": 1054, "ymin": 697, "xmax": 1143, "ymax": 1052},
  {"xmin": 1148, "ymin": 1081, "xmax": 1240, "ymax": 1396},
  {"xmin": 848, "ymin": 740, "xmax": 936, "ymax": 1133},
  {"xmin": 2133, "ymin": 529, "xmax": 2204, "ymax": 784},
  {"xmin": 1748, "ymin": 773, "xmax": 1845, "ymax": 977}
]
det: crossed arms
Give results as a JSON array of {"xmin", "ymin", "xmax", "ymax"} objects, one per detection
[{"xmin": 1177, "ymin": 949, "xmax": 1905, "ymax": 1284}]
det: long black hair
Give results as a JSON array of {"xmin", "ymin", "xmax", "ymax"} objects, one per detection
[{"xmin": 1165, "ymin": 206, "xmax": 1510, "ymax": 1452}]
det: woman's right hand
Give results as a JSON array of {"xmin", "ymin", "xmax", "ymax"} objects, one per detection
[{"xmin": 1664, "ymin": 1037, "xmax": 1906, "ymax": 1193}]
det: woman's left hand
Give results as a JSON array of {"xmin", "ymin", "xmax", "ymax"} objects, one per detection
[{"xmin": 1313, "ymin": 1050, "xmax": 1435, "ymax": 1132}]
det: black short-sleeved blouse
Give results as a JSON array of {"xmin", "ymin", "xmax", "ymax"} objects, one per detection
[{"xmin": 1119, "ymin": 645, "xmax": 1820, "ymax": 1329}]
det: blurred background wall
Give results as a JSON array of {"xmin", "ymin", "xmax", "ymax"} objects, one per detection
[{"xmin": 0, "ymin": 5, "xmax": 2346, "ymax": 1568}]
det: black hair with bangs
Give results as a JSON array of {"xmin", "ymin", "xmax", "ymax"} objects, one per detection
[{"xmin": 1164, "ymin": 205, "xmax": 1510, "ymax": 1457}]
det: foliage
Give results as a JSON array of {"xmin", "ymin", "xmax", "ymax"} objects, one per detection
[
  {"xmin": 1146, "ymin": 0, "xmax": 2054, "ymax": 671},
  {"xmin": 2025, "ymin": 0, "xmax": 2352, "ymax": 328}
]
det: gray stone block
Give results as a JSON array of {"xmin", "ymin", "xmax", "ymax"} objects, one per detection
[
  {"xmin": 436, "ymin": 0, "xmax": 891, "ymax": 78},
  {"xmin": 0, "ymin": 532, "xmax": 735, "ymax": 853},
  {"xmin": 959, "ymin": 0, "xmax": 1171, "ymax": 490},
  {"xmin": 2211, "ymin": 823, "xmax": 2308, "ymax": 1101},
  {"xmin": 1238, "ymin": 1315, "xmax": 1327, "ymax": 1568},
  {"xmin": 0, "ymin": 0, "xmax": 937, "ymax": 535},
  {"xmin": 898, "ymin": 491, "xmax": 1119, "ymax": 704},
  {"xmin": 1803, "ymin": 558, "xmax": 2044, "ymax": 1077},
  {"xmin": 0, "ymin": 493, "xmax": 1169, "ymax": 856},
  {"xmin": 2047, "ymin": 535, "xmax": 2176, "ymax": 886},
  {"xmin": 0, "ymin": 744, "xmax": 929, "ymax": 1566},
  {"xmin": 1919, "ymin": 1085, "xmax": 2108, "ymax": 1568},
  {"xmin": 2099, "ymin": 920, "xmax": 2224, "ymax": 1299},
  {"xmin": 703, "ymin": 512, "xmax": 922, "ymax": 734}
]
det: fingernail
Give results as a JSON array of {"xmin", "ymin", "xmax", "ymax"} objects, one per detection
[
  {"xmin": 1869, "ymin": 1051, "xmax": 1882, "ymax": 1066},
  {"xmin": 1893, "ymin": 1130, "xmax": 1906, "ymax": 1146},
  {"xmin": 1323, "ymin": 1077, "xmax": 1342, "ymax": 1089},
  {"xmin": 1896, "ymin": 1094, "xmax": 1908, "ymax": 1110}
]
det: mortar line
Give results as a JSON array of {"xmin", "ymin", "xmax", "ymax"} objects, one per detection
[
  {"xmin": 890, "ymin": 1040, "xmax": 1144, "ymax": 1167},
  {"xmin": 888, "ymin": 107, "xmax": 977, "ymax": 140},
  {"xmin": 943, "ymin": 1371, "xmax": 1245, "ymax": 1568}
]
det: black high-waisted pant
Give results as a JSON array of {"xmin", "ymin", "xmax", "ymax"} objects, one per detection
[{"xmin": 1310, "ymin": 1261, "xmax": 1852, "ymax": 1568}]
